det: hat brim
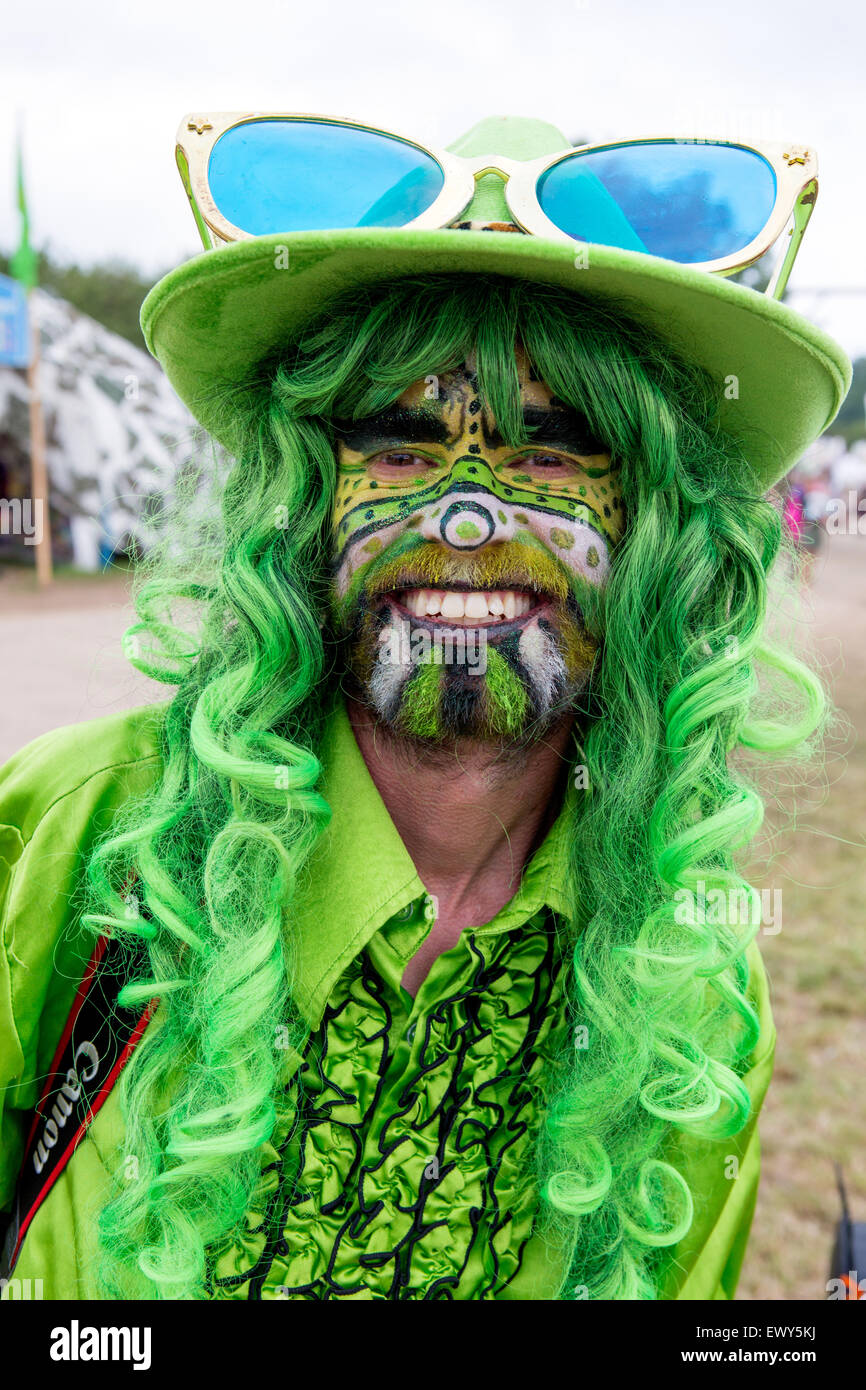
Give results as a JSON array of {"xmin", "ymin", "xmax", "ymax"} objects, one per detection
[{"xmin": 141, "ymin": 228, "xmax": 851, "ymax": 488}]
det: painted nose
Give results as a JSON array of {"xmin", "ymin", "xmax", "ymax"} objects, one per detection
[{"xmin": 422, "ymin": 496, "xmax": 513, "ymax": 551}]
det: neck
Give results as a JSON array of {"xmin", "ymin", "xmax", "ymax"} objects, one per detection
[{"xmin": 345, "ymin": 694, "xmax": 574, "ymax": 928}]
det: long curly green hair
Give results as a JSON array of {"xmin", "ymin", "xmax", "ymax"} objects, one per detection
[{"xmin": 83, "ymin": 272, "xmax": 826, "ymax": 1299}]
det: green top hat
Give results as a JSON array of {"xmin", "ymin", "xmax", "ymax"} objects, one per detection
[{"xmin": 141, "ymin": 116, "xmax": 852, "ymax": 487}]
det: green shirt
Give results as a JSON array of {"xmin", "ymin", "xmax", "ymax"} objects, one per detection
[{"xmin": 0, "ymin": 696, "xmax": 775, "ymax": 1300}]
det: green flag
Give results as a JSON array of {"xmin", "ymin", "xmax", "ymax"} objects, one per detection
[{"xmin": 10, "ymin": 134, "xmax": 38, "ymax": 290}]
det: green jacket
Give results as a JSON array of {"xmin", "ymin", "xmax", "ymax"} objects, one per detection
[{"xmin": 0, "ymin": 696, "xmax": 775, "ymax": 1299}]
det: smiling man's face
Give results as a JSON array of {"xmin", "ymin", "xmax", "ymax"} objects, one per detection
[{"xmin": 328, "ymin": 346, "xmax": 625, "ymax": 744}]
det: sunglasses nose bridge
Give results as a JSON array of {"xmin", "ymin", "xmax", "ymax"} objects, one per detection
[{"xmin": 454, "ymin": 164, "xmax": 525, "ymax": 231}]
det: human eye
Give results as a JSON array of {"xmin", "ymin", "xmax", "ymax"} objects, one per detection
[
  {"xmin": 367, "ymin": 450, "xmax": 440, "ymax": 482},
  {"xmin": 505, "ymin": 451, "xmax": 583, "ymax": 481}
]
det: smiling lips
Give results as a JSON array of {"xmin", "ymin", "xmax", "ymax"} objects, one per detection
[{"xmin": 388, "ymin": 587, "xmax": 543, "ymax": 627}]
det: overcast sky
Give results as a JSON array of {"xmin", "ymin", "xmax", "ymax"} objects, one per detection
[{"xmin": 2, "ymin": 0, "xmax": 865, "ymax": 353}]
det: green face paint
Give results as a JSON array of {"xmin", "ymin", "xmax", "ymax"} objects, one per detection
[{"xmin": 328, "ymin": 349, "xmax": 625, "ymax": 743}]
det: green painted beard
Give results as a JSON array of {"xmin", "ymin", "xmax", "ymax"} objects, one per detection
[
  {"xmin": 334, "ymin": 599, "xmax": 600, "ymax": 745},
  {"xmin": 328, "ymin": 457, "xmax": 617, "ymax": 744}
]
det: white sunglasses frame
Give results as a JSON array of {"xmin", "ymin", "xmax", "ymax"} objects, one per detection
[{"xmin": 176, "ymin": 111, "xmax": 819, "ymax": 299}]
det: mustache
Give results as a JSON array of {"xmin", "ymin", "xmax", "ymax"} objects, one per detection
[{"xmin": 357, "ymin": 540, "xmax": 573, "ymax": 605}]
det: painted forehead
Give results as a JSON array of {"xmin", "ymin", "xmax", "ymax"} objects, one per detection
[{"xmin": 333, "ymin": 346, "xmax": 610, "ymax": 457}]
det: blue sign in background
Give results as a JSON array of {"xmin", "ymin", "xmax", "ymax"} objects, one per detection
[{"xmin": 0, "ymin": 273, "xmax": 30, "ymax": 368}]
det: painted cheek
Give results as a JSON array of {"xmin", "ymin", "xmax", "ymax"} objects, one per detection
[
  {"xmin": 581, "ymin": 477, "xmax": 625, "ymax": 546},
  {"xmin": 518, "ymin": 504, "xmax": 613, "ymax": 585},
  {"xmin": 495, "ymin": 459, "xmax": 624, "ymax": 547},
  {"xmin": 332, "ymin": 506, "xmax": 420, "ymax": 597}
]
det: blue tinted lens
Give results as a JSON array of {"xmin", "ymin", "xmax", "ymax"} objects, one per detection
[
  {"xmin": 208, "ymin": 119, "xmax": 444, "ymax": 234},
  {"xmin": 537, "ymin": 142, "xmax": 777, "ymax": 262}
]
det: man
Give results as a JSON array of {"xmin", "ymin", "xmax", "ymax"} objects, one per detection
[{"xmin": 0, "ymin": 116, "xmax": 850, "ymax": 1300}]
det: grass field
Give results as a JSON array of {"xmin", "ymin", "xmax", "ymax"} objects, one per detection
[{"xmin": 1, "ymin": 536, "xmax": 864, "ymax": 1300}]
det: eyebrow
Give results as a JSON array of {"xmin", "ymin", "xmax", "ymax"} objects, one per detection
[
  {"xmin": 484, "ymin": 405, "xmax": 608, "ymax": 455},
  {"xmin": 332, "ymin": 401, "xmax": 609, "ymax": 456},
  {"xmin": 332, "ymin": 407, "xmax": 450, "ymax": 452}
]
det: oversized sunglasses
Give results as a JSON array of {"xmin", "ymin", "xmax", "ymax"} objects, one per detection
[{"xmin": 176, "ymin": 113, "xmax": 819, "ymax": 299}]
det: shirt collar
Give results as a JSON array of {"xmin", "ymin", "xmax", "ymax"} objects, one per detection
[{"xmin": 290, "ymin": 693, "xmax": 577, "ymax": 1028}]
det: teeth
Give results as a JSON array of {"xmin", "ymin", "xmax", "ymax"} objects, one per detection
[
  {"xmin": 440, "ymin": 591, "xmax": 466, "ymax": 619},
  {"xmin": 396, "ymin": 588, "xmax": 537, "ymax": 624},
  {"xmin": 464, "ymin": 592, "xmax": 489, "ymax": 619}
]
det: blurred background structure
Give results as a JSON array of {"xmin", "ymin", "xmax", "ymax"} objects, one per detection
[
  {"xmin": 0, "ymin": 286, "xmax": 205, "ymax": 569},
  {"xmin": 0, "ymin": 0, "xmax": 864, "ymax": 1302}
]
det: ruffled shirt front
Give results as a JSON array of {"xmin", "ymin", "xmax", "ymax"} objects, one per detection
[{"xmin": 211, "ymin": 904, "xmax": 568, "ymax": 1300}]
